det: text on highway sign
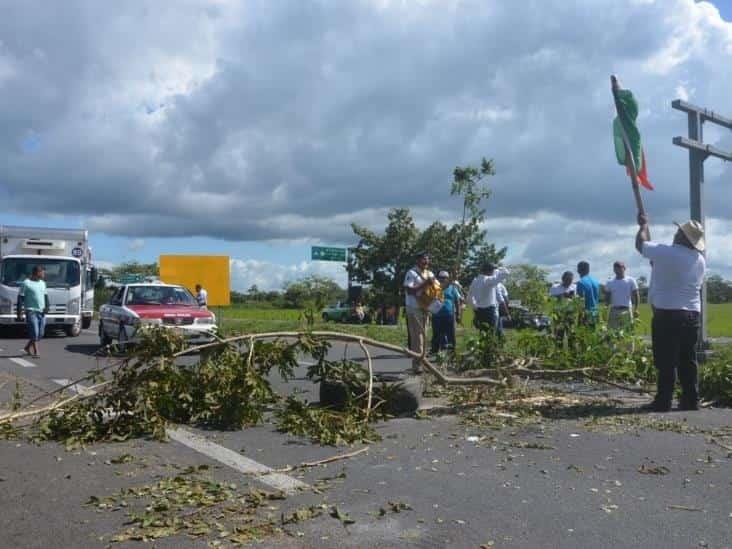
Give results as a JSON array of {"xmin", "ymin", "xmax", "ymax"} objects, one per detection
[{"xmin": 311, "ymin": 246, "xmax": 346, "ymax": 262}]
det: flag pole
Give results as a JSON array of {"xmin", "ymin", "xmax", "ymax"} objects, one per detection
[{"xmin": 611, "ymin": 75, "xmax": 646, "ymax": 217}]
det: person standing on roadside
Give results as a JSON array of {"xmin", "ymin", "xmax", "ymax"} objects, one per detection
[
  {"xmin": 549, "ymin": 271, "xmax": 576, "ymax": 299},
  {"xmin": 195, "ymin": 284, "xmax": 208, "ymax": 308},
  {"xmin": 468, "ymin": 263, "xmax": 509, "ymax": 332},
  {"xmin": 404, "ymin": 252, "xmax": 435, "ymax": 373},
  {"xmin": 16, "ymin": 266, "xmax": 49, "ymax": 359},
  {"xmin": 636, "ymin": 215, "xmax": 706, "ymax": 412},
  {"xmin": 604, "ymin": 261, "xmax": 639, "ymax": 330},
  {"xmin": 576, "ymin": 261, "xmax": 600, "ymax": 325},
  {"xmin": 550, "ymin": 271, "xmax": 577, "ymax": 346},
  {"xmin": 431, "ymin": 271, "xmax": 460, "ymax": 353}
]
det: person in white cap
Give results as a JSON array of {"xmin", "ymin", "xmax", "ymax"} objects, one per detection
[{"xmin": 636, "ymin": 214, "xmax": 706, "ymax": 412}]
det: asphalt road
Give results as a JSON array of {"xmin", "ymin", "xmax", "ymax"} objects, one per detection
[{"xmin": 1, "ymin": 324, "xmax": 731, "ymax": 549}]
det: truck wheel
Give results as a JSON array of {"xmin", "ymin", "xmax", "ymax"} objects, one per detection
[
  {"xmin": 99, "ymin": 321, "xmax": 112, "ymax": 346},
  {"xmin": 82, "ymin": 316, "xmax": 92, "ymax": 329},
  {"xmin": 65, "ymin": 323, "xmax": 81, "ymax": 337}
]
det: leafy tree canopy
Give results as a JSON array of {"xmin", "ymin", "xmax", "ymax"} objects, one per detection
[{"xmin": 350, "ymin": 158, "xmax": 507, "ymax": 309}]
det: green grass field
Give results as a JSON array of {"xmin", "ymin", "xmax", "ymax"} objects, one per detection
[{"xmin": 212, "ymin": 302, "xmax": 732, "ymax": 341}]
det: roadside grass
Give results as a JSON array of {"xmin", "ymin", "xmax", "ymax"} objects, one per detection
[
  {"xmin": 624, "ymin": 304, "xmax": 732, "ymax": 338},
  {"xmin": 213, "ymin": 302, "xmax": 732, "ymax": 341}
]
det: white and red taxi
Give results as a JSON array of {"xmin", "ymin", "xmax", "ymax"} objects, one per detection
[{"xmin": 99, "ymin": 283, "xmax": 216, "ymax": 349}]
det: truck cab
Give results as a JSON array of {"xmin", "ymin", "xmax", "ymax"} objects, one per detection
[{"xmin": 0, "ymin": 226, "xmax": 96, "ymax": 337}]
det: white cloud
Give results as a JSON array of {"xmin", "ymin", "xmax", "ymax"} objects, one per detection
[
  {"xmin": 229, "ymin": 258, "xmax": 347, "ymax": 292},
  {"xmin": 2, "ymin": 0, "xmax": 732, "ymax": 277},
  {"xmin": 128, "ymin": 238, "xmax": 145, "ymax": 251}
]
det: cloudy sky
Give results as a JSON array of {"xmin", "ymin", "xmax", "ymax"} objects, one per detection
[{"xmin": 1, "ymin": 0, "xmax": 731, "ymax": 290}]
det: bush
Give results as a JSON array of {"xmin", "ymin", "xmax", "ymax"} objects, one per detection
[{"xmin": 699, "ymin": 347, "xmax": 732, "ymax": 406}]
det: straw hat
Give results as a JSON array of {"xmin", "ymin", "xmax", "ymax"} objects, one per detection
[{"xmin": 675, "ymin": 220, "xmax": 705, "ymax": 252}]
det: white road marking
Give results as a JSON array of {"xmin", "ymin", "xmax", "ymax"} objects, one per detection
[
  {"xmin": 82, "ymin": 330, "xmax": 97, "ymax": 335},
  {"xmin": 51, "ymin": 378, "xmax": 94, "ymax": 396},
  {"xmin": 166, "ymin": 427, "xmax": 309, "ymax": 494},
  {"xmin": 45, "ymin": 378, "xmax": 309, "ymax": 493},
  {"xmin": 8, "ymin": 357, "xmax": 36, "ymax": 368}
]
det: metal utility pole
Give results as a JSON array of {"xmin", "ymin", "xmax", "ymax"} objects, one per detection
[{"xmin": 672, "ymin": 100, "xmax": 732, "ymax": 358}]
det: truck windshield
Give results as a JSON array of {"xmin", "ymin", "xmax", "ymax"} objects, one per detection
[{"xmin": 1, "ymin": 258, "xmax": 81, "ymax": 289}]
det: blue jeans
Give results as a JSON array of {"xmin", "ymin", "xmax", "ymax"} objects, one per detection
[
  {"xmin": 26, "ymin": 310, "xmax": 46, "ymax": 342},
  {"xmin": 431, "ymin": 314, "xmax": 455, "ymax": 352}
]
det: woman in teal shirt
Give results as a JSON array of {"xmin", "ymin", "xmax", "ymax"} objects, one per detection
[
  {"xmin": 431, "ymin": 271, "xmax": 461, "ymax": 353},
  {"xmin": 17, "ymin": 266, "xmax": 49, "ymax": 358}
]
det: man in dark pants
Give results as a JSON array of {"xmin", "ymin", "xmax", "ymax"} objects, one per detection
[
  {"xmin": 636, "ymin": 214, "xmax": 706, "ymax": 412},
  {"xmin": 468, "ymin": 263, "xmax": 509, "ymax": 332}
]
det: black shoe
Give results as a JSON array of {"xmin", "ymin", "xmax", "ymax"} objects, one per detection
[{"xmin": 640, "ymin": 400, "xmax": 672, "ymax": 413}]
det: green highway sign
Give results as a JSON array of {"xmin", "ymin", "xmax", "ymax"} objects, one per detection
[
  {"xmin": 311, "ymin": 246, "xmax": 347, "ymax": 262},
  {"xmin": 118, "ymin": 274, "xmax": 144, "ymax": 284}
]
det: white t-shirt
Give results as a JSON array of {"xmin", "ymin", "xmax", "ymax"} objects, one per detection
[
  {"xmin": 196, "ymin": 288, "xmax": 208, "ymax": 307},
  {"xmin": 604, "ymin": 277, "xmax": 638, "ymax": 308},
  {"xmin": 468, "ymin": 269, "xmax": 509, "ymax": 309},
  {"xmin": 403, "ymin": 268, "xmax": 434, "ymax": 309},
  {"xmin": 549, "ymin": 283, "xmax": 576, "ymax": 298},
  {"xmin": 642, "ymin": 241, "xmax": 705, "ymax": 311}
]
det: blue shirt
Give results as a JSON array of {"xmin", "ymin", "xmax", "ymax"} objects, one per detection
[
  {"xmin": 576, "ymin": 275, "xmax": 600, "ymax": 313},
  {"xmin": 19, "ymin": 278, "xmax": 47, "ymax": 312},
  {"xmin": 434, "ymin": 285, "xmax": 460, "ymax": 318}
]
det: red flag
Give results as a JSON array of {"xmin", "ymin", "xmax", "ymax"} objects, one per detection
[{"xmin": 625, "ymin": 149, "xmax": 654, "ymax": 190}]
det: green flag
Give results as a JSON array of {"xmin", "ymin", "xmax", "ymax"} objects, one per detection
[{"xmin": 613, "ymin": 88, "xmax": 653, "ymax": 190}]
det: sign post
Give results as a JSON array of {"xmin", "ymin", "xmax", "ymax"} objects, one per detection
[{"xmin": 672, "ymin": 99, "xmax": 732, "ymax": 359}]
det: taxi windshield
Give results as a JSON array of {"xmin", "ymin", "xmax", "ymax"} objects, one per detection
[{"xmin": 125, "ymin": 286, "xmax": 197, "ymax": 306}]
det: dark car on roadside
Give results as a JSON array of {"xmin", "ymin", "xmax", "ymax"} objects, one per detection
[{"xmin": 502, "ymin": 305, "xmax": 551, "ymax": 331}]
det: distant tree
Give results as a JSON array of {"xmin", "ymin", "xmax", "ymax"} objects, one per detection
[
  {"xmin": 350, "ymin": 158, "xmax": 506, "ymax": 314},
  {"xmin": 112, "ymin": 261, "xmax": 158, "ymax": 279},
  {"xmin": 450, "ymin": 158, "xmax": 497, "ymax": 276},
  {"xmin": 351, "ymin": 208, "xmax": 419, "ymax": 314},
  {"xmin": 706, "ymin": 274, "xmax": 732, "ymax": 304},
  {"xmin": 230, "ymin": 291, "xmax": 247, "ymax": 304},
  {"xmin": 503, "ymin": 264, "xmax": 549, "ymax": 311},
  {"xmin": 282, "ymin": 276, "xmax": 345, "ymax": 309},
  {"xmin": 460, "ymin": 244, "xmax": 508, "ymax": 288},
  {"xmin": 245, "ymin": 284, "xmax": 266, "ymax": 302}
]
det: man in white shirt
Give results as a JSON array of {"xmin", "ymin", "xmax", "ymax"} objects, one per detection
[
  {"xmin": 468, "ymin": 263, "xmax": 509, "ymax": 331},
  {"xmin": 636, "ymin": 215, "xmax": 706, "ymax": 412},
  {"xmin": 604, "ymin": 261, "xmax": 639, "ymax": 330},
  {"xmin": 195, "ymin": 284, "xmax": 208, "ymax": 308},
  {"xmin": 549, "ymin": 271, "xmax": 576, "ymax": 299},
  {"xmin": 403, "ymin": 251, "xmax": 435, "ymax": 373}
]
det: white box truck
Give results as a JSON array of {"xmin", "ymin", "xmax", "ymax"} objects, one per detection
[{"xmin": 0, "ymin": 226, "xmax": 97, "ymax": 337}]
